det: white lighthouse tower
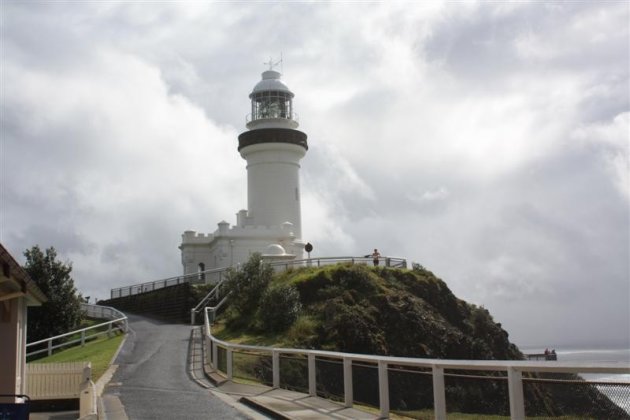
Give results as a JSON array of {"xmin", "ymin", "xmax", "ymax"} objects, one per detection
[{"xmin": 180, "ymin": 65, "xmax": 308, "ymax": 276}]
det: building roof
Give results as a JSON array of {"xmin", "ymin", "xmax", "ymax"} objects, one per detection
[
  {"xmin": 250, "ymin": 70, "xmax": 294, "ymax": 97},
  {"xmin": 0, "ymin": 243, "xmax": 48, "ymax": 305}
]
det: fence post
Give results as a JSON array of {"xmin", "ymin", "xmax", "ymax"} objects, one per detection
[
  {"xmin": 48, "ymin": 340, "xmax": 53, "ymax": 356},
  {"xmin": 378, "ymin": 361, "xmax": 389, "ymax": 418},
  {"xmin": 190, "ymin": 309, "xmax": 196, "ymax": 326},
  {"xmin": 508, "ymin": 367, "xmax": 525, "ymax": 420},
  {"xmin": 212, "ymin": 342, "xmax": 218, "ymax": 370},
  {"xmin": 227, "ymin": 349, "xmax": 233, "ymax": 380},
  {"xmin": 272, "ymin": 351, "xmax": 280, "ymax": 388},
  {"xmin": 210, "ymin": 332, "xmax": 214, "ymax": 366},
  {"xmin": 432, "ymin": 365, "xmax": 447, "ymax": 420},
  {"xmin": 308, "ymin": 354, "xmax": 316, "ymax": 396},
  {"xmin": 79, "ymin": 363, "xmax": 96, "ymax": 418},
  {"xmin": 81, "ymin": 330, "xmax": 86, "ymax": 347},
  {"xmin": 343, "ymin": 357, "xmax": 353, "ymax": 407}
]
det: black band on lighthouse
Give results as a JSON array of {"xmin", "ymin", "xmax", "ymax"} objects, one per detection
[{"xmin": 238, "ymin": 128, "xmax": 308, "ymax": 151}]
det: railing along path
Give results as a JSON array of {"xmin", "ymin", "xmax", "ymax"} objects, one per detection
[
  {"xmin": 203, "ymin": 308, "xmax": 630, "ymax": 420},
  {"xmin": 26, "ymin": 303, "xmax": 127, "ymax": 358}
]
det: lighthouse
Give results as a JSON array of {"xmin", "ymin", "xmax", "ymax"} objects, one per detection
[
  {"xmin": 239, "ymin": 68, "xmax": 307, "ymax": 239},
  {"xmin": 180, "ymin": 65, "xmax": 308, "ymax": 276}
]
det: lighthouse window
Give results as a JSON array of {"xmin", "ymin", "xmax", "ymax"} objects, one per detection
[{"xmin": 252, "ymin": 91, "xmax": 292, "ymax": 120}]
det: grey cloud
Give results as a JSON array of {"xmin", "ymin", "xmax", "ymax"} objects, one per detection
[{"xmin": 2, "ymin": 2, "xmax": 627, "ymax": 350}]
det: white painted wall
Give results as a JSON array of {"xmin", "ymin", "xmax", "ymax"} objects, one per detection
[{"xmin": 240, "ymin": 142, "xmax": 306, "ymax": 238}]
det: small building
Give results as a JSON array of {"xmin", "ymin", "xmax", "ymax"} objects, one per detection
[
  {"xmin": 0, "ymin": 243, "xmax": 47, "ymax": 401},
  {"xmin": 180, "ymin": 65, "xmax": 309, "ymax": 277}
]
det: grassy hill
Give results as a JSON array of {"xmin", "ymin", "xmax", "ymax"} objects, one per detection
[
  {"xmin": 218, "ymin": 262, "xmax": 522, "ymax": 360},
  {"xmin": 213, "ymin": 258, "xmax": 628, "ymax": 418}
]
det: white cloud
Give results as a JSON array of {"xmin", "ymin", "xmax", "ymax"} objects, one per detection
[{"xmin": 1, "ymin": 1, "xmax": 628, "ymax": 347}]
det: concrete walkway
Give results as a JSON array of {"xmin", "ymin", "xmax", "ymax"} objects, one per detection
[
  {"xmin": 32, "ymin": 315, "xmax": 378, "ymax": 419},
  {"xmin": 189, "ymin": 326, "xmax": 379, "ymax": 420}
]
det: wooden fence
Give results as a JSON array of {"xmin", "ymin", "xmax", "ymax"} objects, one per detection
[{"xmin": 25, "ymin": 362, "xmax": 90, "ymax": 400}]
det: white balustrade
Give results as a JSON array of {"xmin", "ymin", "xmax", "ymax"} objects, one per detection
[{"xmin": 203, "ymin": 307, "xmax": 630, "ymax": 419}]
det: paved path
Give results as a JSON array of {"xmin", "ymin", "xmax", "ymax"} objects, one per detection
[{"xmin": 101, "ymin": 314, "xmax": 248, "ymax": 420}]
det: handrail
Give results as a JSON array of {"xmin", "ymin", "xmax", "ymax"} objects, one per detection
[
  {"xmin": 246, "ymin": 111, "xmax": 300, "ymax": 123},
  {"xmin": 26, "ymin": 304, "xmax": 128, "ymax": 358},
  {"xmin": 203, "ymin": 307, "xmax": 630, "ymax": 418},
  {"xmin": 190, "ymin": 279, "xmax": 228, "ymax": 324},
  {"xmin": 81, "ymin": 303, "xmax": 127, "ymax": 322},
  {"xmin": 203, "ymin": 293, "xmax": 231, "ymax": 325},
  {"xmin": 112, "ymin": 255, "xmax": 407, "ymax": 299},
  {"xmin": 110, "ymin": 266, "xmax": 229, "ymax": 299},
  {"xmin": 192, "ymin": 279, "xmax": 226, "ymax": 313},
  {"xmin": 267, "ymin": 256, "xmax": 407, "ymax": 270}
]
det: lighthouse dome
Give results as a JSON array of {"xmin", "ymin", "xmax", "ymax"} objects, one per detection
[
  {"xmin": 264, "ymin": 243, "xmax": 287, "ymax": 256},
  {"xmin": 250, "ymin": 70, "xmax": 294, "ymax": 97}
]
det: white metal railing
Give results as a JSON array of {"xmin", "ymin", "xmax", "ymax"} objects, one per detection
[
  {"xmin": 110, "ymin": 267, "xmax": 228, "ymax": 299},
  {"xmin": 246, "ymin": 111, "xmax": 300, "ymax": 124},
  {"xmin": 267, "ymin": 256, "xmax": 407, "ymax": 271},
  {"xmin": 190, "ymin": 278, "xmax": 229, "ymax": 325},
  {"xmin": 203, "ymin": 307, "xmax": 630, "ymax": 419},
  {"xmin": 112, "ymin": 256, "xmax": 407, "ymax": 299},
  {"xmin": 26, "ymin": 304, "xmax": 127, "ymax": 358},
  {"xmin": 81, "ymin": 303, "xmax": 127, "ymax": 321}
]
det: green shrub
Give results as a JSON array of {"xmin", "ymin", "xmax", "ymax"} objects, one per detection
[
  {"xmin": 224, "ymin": 253, "xmax": 273, "ymax": 317},
  {"xmin": 257, "ymin": 284, "xmax": 301, "ymax": 332},
  {"xmin": 286, "ymin": 315, "xmax": 317, "ymax": 343}
]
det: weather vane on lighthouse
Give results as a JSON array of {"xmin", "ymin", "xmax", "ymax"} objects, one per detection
[{"xmin": 264, "ymin": 54, "xmax": 283, "ymax": 72}]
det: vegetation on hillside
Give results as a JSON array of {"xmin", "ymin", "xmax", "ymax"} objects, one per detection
[
  {"xmin": 220, "ymin": 255, "xmax": 519, "ymax": 360},
  {"xmin": 217, "ymin": 255, "xmax": 628, "ymax": 418}
]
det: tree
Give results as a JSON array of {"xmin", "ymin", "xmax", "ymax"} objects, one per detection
[
  {"xmin": 257, "ymin": 284, "xmax": 301, "ymax": 332},
  {"xmin": 23, "ymin": 245, "xmax": 83, "ymax": 342},
  {"xmin": 224, "ymin": 253, "xmax": 273, "ymax": 317}
]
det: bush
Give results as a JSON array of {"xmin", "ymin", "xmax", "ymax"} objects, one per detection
[
  {"xmin": 286, "ymin": 315, "xmax": 317, "ymax": 343},
  {"xmin": 224, "ymin": 253, "xmax": 273, "ymax": 317},
  {"xmin": 258, "ymin": 284, "xmax": 301, "ymax": 332}
]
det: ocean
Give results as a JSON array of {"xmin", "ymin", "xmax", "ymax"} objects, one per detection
[
  {"xmin": 521, "ymin": 347, "xmax": 630, "ymax": 415},
  {"xmin": 521, "ymin": 347, "xmax": 630, "ymax": 377}
]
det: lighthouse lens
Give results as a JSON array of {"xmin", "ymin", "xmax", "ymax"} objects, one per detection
[{"xmin": 252, "ymin": 91, "xmax": 292, "ymax": 120}]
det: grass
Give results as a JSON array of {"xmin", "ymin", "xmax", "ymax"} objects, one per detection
[
  {"xmin": 30, "ymin": 332, "xmax": 124, "ymax": 381},
  {"xmin": 212, "ymin": 320, "xmax": 288, "ymax": 347}
]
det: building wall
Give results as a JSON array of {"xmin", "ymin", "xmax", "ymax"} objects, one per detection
[
  {"xmin": 181, "ymin": 223, "xmax": 304, "ymax": 276},
  {"xmin": 0, "ymin": 297, "xmax": 25, "ymax": 397},
  {"xmin": 241, "ymin": 143, "xmax": 305, "ymax": 238}
]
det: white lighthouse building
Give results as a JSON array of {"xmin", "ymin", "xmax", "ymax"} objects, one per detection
[{"xmin": 180, "ymin": 67, "xmax": 308, "ymax": 276}]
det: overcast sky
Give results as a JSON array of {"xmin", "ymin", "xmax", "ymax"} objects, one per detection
[{"xmin": 2, "ymin": 1, "xmax": 628, "ymax": 349}]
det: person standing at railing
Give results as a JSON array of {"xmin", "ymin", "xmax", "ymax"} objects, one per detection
[{"xmin": 371, "ymin": 249, "xmax": 381, "ymax": 266}]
